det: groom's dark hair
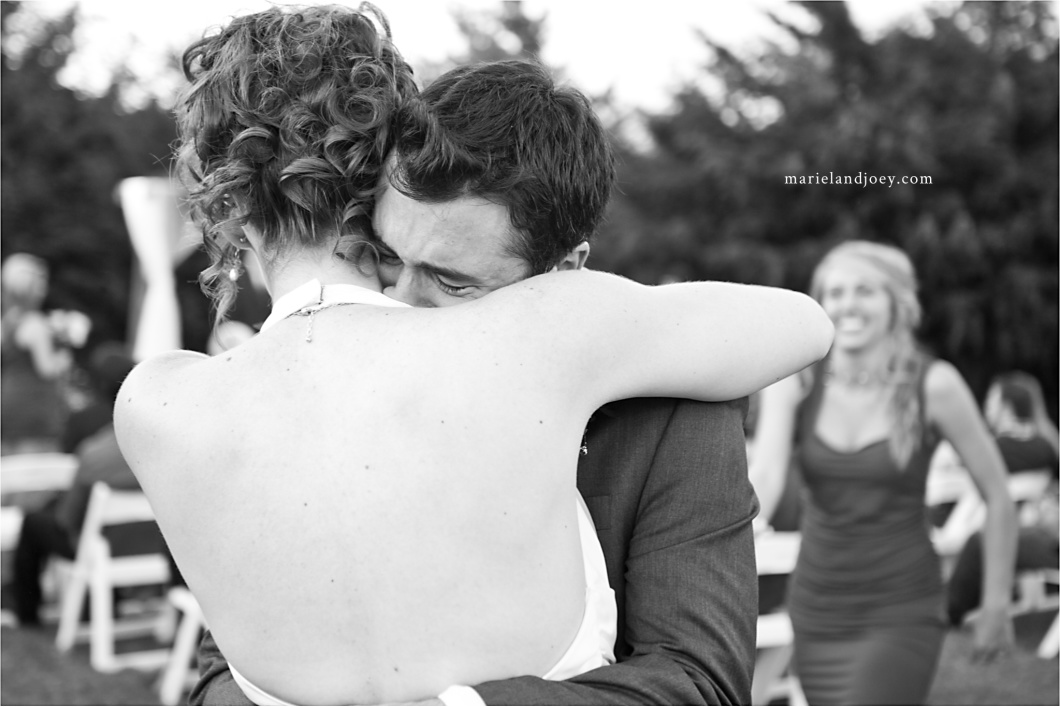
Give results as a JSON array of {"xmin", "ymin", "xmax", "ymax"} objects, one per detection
[{"xmin": 389, "ymin": 60, "xmax": 615, "ymax": 275}]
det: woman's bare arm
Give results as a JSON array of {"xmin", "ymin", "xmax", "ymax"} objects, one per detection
[{"xmin": 926, "ymin": 360, "xmax": 1017, "ymax": 658}]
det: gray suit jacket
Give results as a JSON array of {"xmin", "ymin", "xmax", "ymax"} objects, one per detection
[{"xmin": 474, "ymin": 398, "xmax": 757, "ymax": 705}]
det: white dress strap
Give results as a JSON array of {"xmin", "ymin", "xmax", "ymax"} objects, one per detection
[{"xmin": 261, "ymin": 279, "xmax": 409, "ymax": 332}]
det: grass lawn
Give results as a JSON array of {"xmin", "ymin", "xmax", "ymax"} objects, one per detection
[
  {"xmin": 1, "ymin": 613, "xmax": 1057, "ymax": 705},
  {"xmin": 1, "ymin": 625, "xmax": 160, "ymax": 705},
  {"xmin": 927, "ymin": 611, "xmax": 1059, "ymax": 706}
]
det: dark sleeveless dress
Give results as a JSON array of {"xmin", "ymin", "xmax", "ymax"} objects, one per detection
[{"xmin": 789, "ymin": 358, "xmax": 947, "ymax": 705}]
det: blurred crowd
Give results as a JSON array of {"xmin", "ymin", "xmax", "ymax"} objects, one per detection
[
  {"xmin": 1, "ymin": 253, "xmax": 93, "ymax": 456},
  {"xmin": 1, "ymin": 252, "xmax": 144, "ymax": 625}
]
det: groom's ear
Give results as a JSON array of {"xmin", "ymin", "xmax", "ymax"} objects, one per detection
[{"xmin": 553, "ymin": 242, "xmax": 590, "ymax": 272}]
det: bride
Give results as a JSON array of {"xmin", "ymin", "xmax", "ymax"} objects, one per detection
[{"xmin": 115, "ymin": 5, "xmax": 833, "ymax": 705}]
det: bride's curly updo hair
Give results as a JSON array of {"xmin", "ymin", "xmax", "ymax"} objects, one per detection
[{"xmin": 174, "ymin": 3, "xmax": 417, "ymax": 322}]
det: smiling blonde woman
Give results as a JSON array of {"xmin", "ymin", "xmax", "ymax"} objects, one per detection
[{"xmin": 750, "ymin": 239, "xmax": 1018, "ymax": 705}]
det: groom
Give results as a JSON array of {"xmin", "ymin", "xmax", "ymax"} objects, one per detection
[{"xmin": 192, "ymin": 60, "xmax": 758, "ymax": 706}]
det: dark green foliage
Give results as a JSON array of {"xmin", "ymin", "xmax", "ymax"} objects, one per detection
[
  {"xmin": 1, "ymin": 1, "xmax": 177, "ymax": 348},
  {"xmin": 593, "ymin": 1, "xmax": 1058, "ymax": 415},
  {"xmin": 1, "ymin": 0, "xmax": 1055, "ymax": 415}
]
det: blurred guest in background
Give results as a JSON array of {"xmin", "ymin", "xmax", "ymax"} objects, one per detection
[
  {"xmin": 11, "ymin": 345, "xmax": 137, "ymax": 626},
  {"xmin": 750, "ymin": 240, "xmax": 1017, "ymax": 705},
  {"xmin": 61, "ymin": 341, "xmax": 137, "ymax": 454},
  {"xmin": 176, "ymin": 248, "xmax": 270, "ymax": 354},
  {"xmin": 1, "ymin": 253, "xmax": 75, "ymax": 454},
  {"xmin": 983, "ymin": 371, "xmax": 1059, "ymax": 475},
  {"xmin": 947, "ymin": 372, "xmax": 1059, "ymax": 626}
]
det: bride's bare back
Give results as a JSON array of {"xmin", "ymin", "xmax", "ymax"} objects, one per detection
[
  {"xmin": 123, "ymin": 313, "xmax": 591, "ymax": 703},
  {"xmin": 117, "ymin": 271, "xmax": 831, "ymax": 704}
]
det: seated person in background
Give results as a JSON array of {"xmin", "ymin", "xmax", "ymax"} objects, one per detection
[
  {"xmin": 1, "ymin": 253, "xmax": 72, "ymax": 454},
  {"xmin": 983, "ymin": 372, "xmax": 1059, "ymax": 476},
  {"xmin": 61, "ymin": 341, "xmax": 136, "ymax": 454},
  {"xmin": 948, "ymin": 480, "xmax": 1059, "ymax": 626},
  {"xmin": 947, "ymin": 372, "xmax": 1059, "ymax": 625},
  {"xmin": 12, "ymin": 348, "xmax": 137, "ymax": 627}
]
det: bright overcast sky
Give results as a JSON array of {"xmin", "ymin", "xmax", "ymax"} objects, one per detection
[{"xmin": 9, "ymin": 1, "xmax": 977, "ymax": 113}]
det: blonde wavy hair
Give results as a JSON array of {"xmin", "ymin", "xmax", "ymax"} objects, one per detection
[{"xmin": 810, "ymin": 240, "xmax": 926, "ymax": 468}]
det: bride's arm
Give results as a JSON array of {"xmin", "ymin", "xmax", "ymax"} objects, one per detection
[{"xmin": 477, "ymin": 269, "xmax": 833, "ymax": 406}]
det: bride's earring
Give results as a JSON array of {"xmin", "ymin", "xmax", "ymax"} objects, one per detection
[{"xmin": 227, "ymin": 247, "xmax": 244, "ymax": 283}]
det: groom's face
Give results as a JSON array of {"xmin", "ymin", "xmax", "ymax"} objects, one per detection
[{"xmin": 371, "ymin": 180, "xmax": 531, "ymax": 308}]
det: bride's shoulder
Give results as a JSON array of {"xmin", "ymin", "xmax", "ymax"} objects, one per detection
[
  {"xmin": 120, "ymin": 350, "xmax": 211, "ymax": 401},
  {"xmin": 113, "ymin": 350, "xmax": 213, "ymax": 455}
]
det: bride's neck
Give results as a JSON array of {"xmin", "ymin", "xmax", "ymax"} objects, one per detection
[{"xmin": 259, "ymin": 245, "xmax": 380, "ymax": 302}]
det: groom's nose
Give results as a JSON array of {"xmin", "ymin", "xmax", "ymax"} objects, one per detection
[
  {"xmin": 384, "ymin": 274, "xmax": 433, "ymax": 308},
  {"xmin": 383, "ymin": 282, "xmax": 411, "ymax": 305}
]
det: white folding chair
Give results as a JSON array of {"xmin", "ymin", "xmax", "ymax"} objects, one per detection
[
  {"xmin": 1012, "ymin": 568, "xmax": 1060, "ymax": 614},
  {"xmin": 943, "ymin": 468, "xmax": 1059, "ymax": 647},
  {"xmin": 1005, "ymin": 474, "xmax": 1059, "ymax": 657},
  {"xmin": 54, "ymin": 482, "xmax": 172, "ymax": 672},
  {"xmin": 926, "ymin": 467, "xmax": 1051, "ymax": 577},
  {"xmin": 157, "ymin": 586, "xmax": 207, "ymax": 705},
  {"xmin": 1006, "ymin": 470, "xmax": 1052, "ymax": 518},
  {"xmin": 752, "ymin": 531, "xmax": 806, "ymax": 706},
  {"xmin": 0, "ymin": 452, "xmax": 78, "ymax": 552},
  {"xmin": 926, "ymin": 462, "xmax": 981, "ymax": 577},
  {"xmin": 989, "ymin": 471, "xmax": 1053, "ymax": 613},
  {"xmin": 1037, "ymin": 604, "xmax": 1060, "ymax": 659},
  {"xmin": 0, "ymin": 452, "xmax": 80, "ymax": 496}
]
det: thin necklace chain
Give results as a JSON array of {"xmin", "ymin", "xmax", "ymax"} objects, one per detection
[
  {"xmin": 288, "ymin": 301, "xmax": 362, "ymax": 343},
  {"xmin": 284, "ymin": 285, "xmax": 362, "ymax": 343}
]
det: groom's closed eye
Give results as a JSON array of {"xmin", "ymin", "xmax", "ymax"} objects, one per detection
[
  {"xmin": 377, "ymin": 249, "xmax": 402, "ymax": 267},
  {"xmin": 365, "ymin": 235, "xmax": 404, "ymax": 290},
  {"xmin": 366, "ymin": 235, "xmax": 401, "ymax": 266}
]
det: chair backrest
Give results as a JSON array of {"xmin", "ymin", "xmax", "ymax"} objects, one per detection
[
  {"xmin": 76, "ymin": 483, "xmax": 159, "ymax": 561},
  {"xmin": 756, "ymin": 531, "xmax": 801, "ymax": 577},
  {"xmin": 931, "ymin": 467, "xmax": 1056, "ymax": 558},
  {"xmin": 928, "ymin": 440, "xmax": 962, "ymax": 475},
  {"xmin": 927, "ymin": 463, "xmax": 983, "ymax": 558},
  {"xmin": 1007, "ymin": 469, "xmax": 1054, "ymax": 527},
  {"xmin": 925, "ymin": 463, "xmax": 976, "ymax": 508},
  {"xmin": 1007, "ymin": 469, "xmax": 1052, "ymax": 504},
  {"xmin": 0, "ymin": 453, "xmax": 78, "ymax": 497}
]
